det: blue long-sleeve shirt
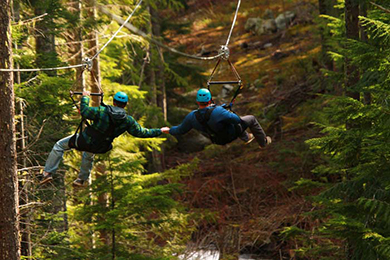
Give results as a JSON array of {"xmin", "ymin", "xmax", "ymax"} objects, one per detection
[{"xmin": 169, "ymin": 105, "xmax": 241, "ymax": 139}]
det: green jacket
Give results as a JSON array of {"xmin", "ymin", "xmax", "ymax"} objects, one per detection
[{"xmin": 80, "ymin": 96, "xmax": 162, "ymax": 143}]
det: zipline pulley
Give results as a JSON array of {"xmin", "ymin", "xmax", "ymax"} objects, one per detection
[
  {"xmin": 218, "ymin": 45, "xmax": 230, "ymax": 60},
  {"xmin": 207, "ymin": 47, "xmax": 243, "ymax": 109},
  {"xmin": 83, "ymin": 57, "xmax": 93, "ymax": 71}
]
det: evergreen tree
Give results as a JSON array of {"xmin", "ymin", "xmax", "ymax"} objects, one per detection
[
  {"xmin": 303, "ymin": 1, "xmax": 390, "ymax": 258},
  {"xmin": 0, "ymin": 1, "xmax": 20, "ymax": 259}
]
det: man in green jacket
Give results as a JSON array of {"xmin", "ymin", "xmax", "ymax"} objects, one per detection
[{"xmin": 40, "ymin": 91, "xmax": 169, "ymax": 187}]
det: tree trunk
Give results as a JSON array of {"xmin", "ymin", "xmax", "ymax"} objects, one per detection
[
  {"xmin": 33, "ymin": 0, "xmax": 58, "ymax": 73},
  {"xmin": 86, "ymin": 0, "xmax": 101, "ymax": 106},
  {"xmin": 150, "ymin": 6, "xmax": 167, "ymax": 121},
  {"xmin": 96, "ymin": 163, "xmax": 109, "ymax": 244},
  {"xmin": 360, "ymin": 0, "xmax": 371, "ymax": 105},
  {"xmin": 345, "ymin": 0, "xmax": 360, "ymax": 101},
  {"xmin": 85, "ymin": 1, "xmax": 108, "ymax": 245},
  {"xmin": 13, "ymin": 1, "xmax": 31, "ymax": 257},
  {"xmin": 148, "ymin": 6, "xmax": 164, "ymax": 173},
  {"xmin": 67, "ymin": 0, "xmax": 84, "ymax": 91},
  {"xmin": 0, "ymin": 1, "xmax": 20, "ymax": 259},
  {"xmin": 33, "ymin": 0, "xmax": 67, "ymax": 234},
  {"xmin": 18, "ymin": 101, "xmax": 32, "ymax": 259}
]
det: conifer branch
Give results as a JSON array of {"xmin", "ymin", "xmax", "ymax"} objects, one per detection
[{"xmin": 370, "ymin": 2, "xmax": 390, "ymax": 14}]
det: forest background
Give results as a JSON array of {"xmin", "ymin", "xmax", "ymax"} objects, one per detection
[{"xmin": 1, "ymin": 0, "xmax": 390, "ymax": 259}]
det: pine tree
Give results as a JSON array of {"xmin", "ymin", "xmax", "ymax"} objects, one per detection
[
  {"xmin": 305, "ymin": 1, "xmax": 390, "ymax": 258},
  {"xmin": 0, "ymin": 0, "xmax": 20, "ymax": 259}
]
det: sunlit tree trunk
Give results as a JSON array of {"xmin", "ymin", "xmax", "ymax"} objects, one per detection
[
  {"xmin": 18, "ymin": 101, "xmax": 32, "ymax": 259},
  {"xmin": 86, "ymin": 0, "xmax": 101, "ymax": 105},
  {"xmin": 85, "ymin": 0, "xmax": 109, "ymax": 245},
  {"xmin": 0, "ymin": 0, "xmax": 20, "ymax": 259},
  {"xmin": 67, "ymin": 0, "xmax": 84, "ymax": 91},
  {"xmin": 12, "ymin": 0, "xmax": 31, "ymax": 257}
]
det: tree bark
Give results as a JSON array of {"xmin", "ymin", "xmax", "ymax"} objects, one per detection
[
  {"xmin": 18, "ymin": 101, "xmax": 32, "ymax": 259},
  {"xmin": 148, "ymin": 6, "xmax": 165, "ymax": 173},
  {"xmin": 0, "ymin": 0, "xmax": 20, "ymax": 259},
  {"xmin": 150, "ymin": 6, "xmax": 167, "ymax": 121},
  {"xmin": 33, "ymin": 0, "xmax": 58, "ymax": 73},
  {"xmin": 86, "ymin": 0, "xmax": 101, "ymax": 106},
  {"xmin": 345, "ymin": 0, "xmax": 360, "ymax": 101},
  {"xmin": 68, "ymin": 0, "xmax": 84, "ymax": 91}
]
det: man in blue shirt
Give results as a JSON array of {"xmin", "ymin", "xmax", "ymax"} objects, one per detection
[
  {"xmin": 40, "ymin": 91, "xmax": 170, "ymax": 187},
  {"xmin": 162, "ymin": 88, "xmax": 271, "ymax": 147}
]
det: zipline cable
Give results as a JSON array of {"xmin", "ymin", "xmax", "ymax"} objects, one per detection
[
  {"xmin": 98, "ymin": 6, "xmax": 224, "ymax": 61},
  {"xmin": 99, "ymin": 0, "xmax": 241, "ymax": 60},
  {"xmin": 91, "ymin": 0, "xmax": 143, "ymax": 61},
  {"xmin": 0, "ymin": 0, "xmax": 241, "ymax": 71},
  {"xmin": 224, "ymin": 0, "xmax": 241, "ymax": 48},
  {"xmin": 0, "ymin": 63, "xmax": 86, "ymax": 72},
  {"xmin": 0, "ymin": 0, "xmax": 143, "ymax": 72}
]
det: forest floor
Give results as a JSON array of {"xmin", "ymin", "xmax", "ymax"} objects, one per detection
[{"xmin": 164, "ymin": 0, "xmax": 324, "ymax": 258}]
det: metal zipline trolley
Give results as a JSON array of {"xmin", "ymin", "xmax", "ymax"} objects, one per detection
[{"xmin": 207, "ymin": 46, "xmax": 243, "ymax": 110}]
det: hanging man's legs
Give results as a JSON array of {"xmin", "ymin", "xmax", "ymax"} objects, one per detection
[
  {"xmin": 40, "ymin": 135, "xmax": 73, "ymax": 184},
  {"xmin": 239, "ymin": 115, "xmax": 271, "ymax": 148},
  {"xmin": 40, "ymin": 134, "xmax": 95, "ymax": 186},
  {"xmin": 72, "ymin": 151, "xmax": 94, "ymax": 187}
]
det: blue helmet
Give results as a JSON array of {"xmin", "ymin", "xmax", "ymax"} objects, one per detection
[
  {"xmin": 114, "ymin": 91, "xmax": 128, "ymax": 103},
  {"xmin": 196, "ymin": 88, "xmax": 212, "ymax": 102}
]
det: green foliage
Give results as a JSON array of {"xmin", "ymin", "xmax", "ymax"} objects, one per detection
[
  {"xmin": 12, "ymin": 0, "xmax": 203, "ymax": 258},
  {"xmin": 63, "ymin": 145, "xmax": 196, "ymax": 259},
  {"xmin": 300, "ymin": 2, "xmax": 390, "ymax": 259}
]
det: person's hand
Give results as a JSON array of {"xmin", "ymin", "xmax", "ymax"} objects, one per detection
[
  {"xmin": 82, "ymin": 90, "xmax": 91, "ymax": 96},
  {"xmin": 160, "ymin": 127, "xmax": 170, "ymax": 134}
]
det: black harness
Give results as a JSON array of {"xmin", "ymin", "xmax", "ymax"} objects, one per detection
[
  {"xmin": 68, "ymin": 110, "xmax": 116, "ymax": 154},
  {"xmin": 195, "ymin": 106, "xmax": 243, "ymax": 145},
  {"xmin": 68, "ymin": 92, "xmax": 119, "ymax": 154}
]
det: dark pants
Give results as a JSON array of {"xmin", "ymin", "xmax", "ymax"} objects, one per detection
[{"xmin": 238, "ymin": 115, "xmax": 267, "ymax": 147}]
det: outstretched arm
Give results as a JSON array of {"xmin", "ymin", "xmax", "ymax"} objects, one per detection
[
  {"xmin": 169, "ymin": 113, "xmax": 193, "ymax": 135},
  {"xmin": 126, "ymin": 115, "xmax": 162, "ymax": 137}
]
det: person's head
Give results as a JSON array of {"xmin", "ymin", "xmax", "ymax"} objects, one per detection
[
  {"xmin": 196, "ymin": 88, "xmax": 212, "ymax": 108},
  {"xmin": 113, "ymin": 91, "xmax": 128, "ymax": 108}
]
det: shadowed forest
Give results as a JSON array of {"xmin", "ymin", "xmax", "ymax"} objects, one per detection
[{"xmin": 1, "ymin": 0, "xmax": 390, "ymax": 259}]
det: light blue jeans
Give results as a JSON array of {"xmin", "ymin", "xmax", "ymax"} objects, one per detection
[{"xmin": 44, "ymin": 135, "xmax": 95, "ymax": 180}]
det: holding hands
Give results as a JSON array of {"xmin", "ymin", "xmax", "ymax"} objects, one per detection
[{"xmin": 160, "ymin": 127, "xmax": 170, "ymax": 134}]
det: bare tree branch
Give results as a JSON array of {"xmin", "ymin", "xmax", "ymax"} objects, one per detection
[
  {"xmin": 24, "ymin": 119, "xmax": 48, "ymax": 151},
  {"xmin": 18, "ymin": 166, "xmax": 43, "ymax": 172},
  {"xmin": 370, "ymin": 1, "xmax": 390, "ymax": 13},
  {"xmin": 13, "ymin": 13, "xmax": 48, "ymax": 26}
]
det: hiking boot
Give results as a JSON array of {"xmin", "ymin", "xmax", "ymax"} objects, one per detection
[
  {"xmin": 40, "ymin": 172, "xmax": 53, "ymax": 185},
  {"xmin": 72, "ymin": 178, "xmax": 86, "ymax": 188},
  {"xmin": 260, "ymin": 136, "xmax": 272, "ymax": 149},
  {"xmin": 245, "ymin": 133, "xmax": 255, "ymax": 145},
  {"xmin": 266, "ymin": 136, "xmax": 272, "ymax": 145}
]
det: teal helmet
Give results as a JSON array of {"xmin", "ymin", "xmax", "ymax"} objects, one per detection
[
  {"xmin": 196, "ymin": 88, "xmax": 212, "ymax": 102},
  {"xmin": 114, "ymin": 91, "xmax": 128, "ymax": 103}
]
